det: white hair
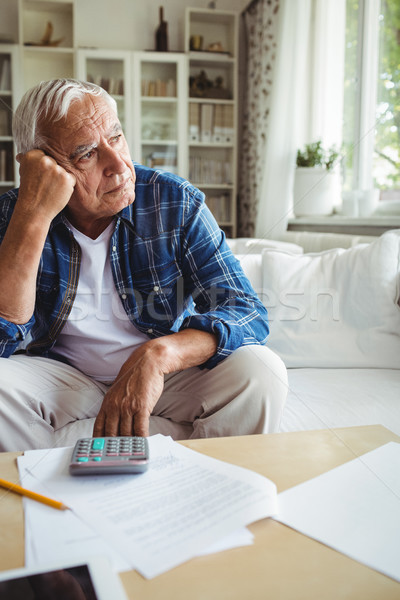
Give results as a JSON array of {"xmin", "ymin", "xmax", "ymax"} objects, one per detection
[{"xmin": 12, "ymin": 78, "xmax": 118, "ymax": 154}]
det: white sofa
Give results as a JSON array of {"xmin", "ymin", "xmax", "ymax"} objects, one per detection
[
  {"xmin": 228, "ymin": 230, "xmax": 400, "ymax": 437},
  {"xmin": 53, "ymin": 229, "xmax": 400, "ymax": 445}
]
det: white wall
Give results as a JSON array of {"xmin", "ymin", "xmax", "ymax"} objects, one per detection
[
  {"xmin": 79, "ymin": 1, "xmax": 249, "ymax": 51},
  {"xmin": 0, "ymin": 0, "xmax": 250, "ymax": 50},
  {"xmin": 0, "ymin": 0, "xmax": 18, "ymax": 42}
]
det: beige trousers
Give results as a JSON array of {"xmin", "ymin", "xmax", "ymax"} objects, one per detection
[{"xmin": 0, "ymin": 345, "xmax": 288, "ymax": 452}]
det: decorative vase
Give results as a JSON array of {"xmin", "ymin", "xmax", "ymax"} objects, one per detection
[
  {"xmin": 293, "ymin": 167, "xmax": 341, "ymax": 217},
  {"xmin": 155, "ymin": 6, "xmax": 168, "ymax": 52}
]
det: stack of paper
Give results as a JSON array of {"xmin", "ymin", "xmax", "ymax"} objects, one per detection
[{"xmin": 18, "ymin": 435, "xmax": 277, "ymax": 579}]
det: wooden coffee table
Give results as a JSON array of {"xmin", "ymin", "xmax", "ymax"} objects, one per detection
[{"xmin": 1, "ymin": 425, "xmax": 399, "ymax": 599}]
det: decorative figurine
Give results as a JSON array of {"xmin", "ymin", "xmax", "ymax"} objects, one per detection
[{"xmin": 25, "ymin": 21, "xmax": 64, "ymax": 47}]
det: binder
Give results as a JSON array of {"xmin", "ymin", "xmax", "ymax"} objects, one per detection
[
  {"xmin": 212, "ymin": 105, "xmax": 224, "ymax": 143},
  {"xmin": 189, "ymin": 103, "xmax": 200, "ymax": 142},
  {"xmin": 200, "ymin": 103, "xmax": 213, "ymax": 143},
  {"xmin": 223, "ymin": 104, "xmax": 234, "ymax": 144}
]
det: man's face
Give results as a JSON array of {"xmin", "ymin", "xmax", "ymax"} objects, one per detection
[{"xmin": 40, "ymin": 94, "xmax": 136, "ymax": 235}]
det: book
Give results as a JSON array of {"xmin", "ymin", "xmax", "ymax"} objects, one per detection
[
  {"xmin": 200, "ymin": 103, "xmax": 213, "ymax": 143},
  {"xmin": 212, "ymin": 105, "xmax": 224, "ymax": 143},
  {"xmin": 206, "ymin": 193, "xmax": 231, "ymax": 222},
  {"xmin": 0, "ymin": 58, "xmax": 11, "ymax": 91},
  {"xmin": 0, "ymin": 149, "xmax": 7, "ymax": 181},
  {"xmin": 188, "ymin": 103, "xmax": 200, "ymax": 142},
  {"xmin": 0, "ymin": 109, "xmax": 9, "ymax": 136},
  {"xmin": 223, "ymin": 104, "xmax": 234, "ymax": 144}
]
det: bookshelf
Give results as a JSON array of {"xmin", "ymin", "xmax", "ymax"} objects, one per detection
[
  {"xmin": 132, "ymin": 52, "xmax": 187, "ymax": 176},
  {"xmin": 1, "ymin": 3, "xmax": 240, "ymax": 236},
  {"xmin": 0, "ymin": 44, "xmax": 21, "ymax": 193},
  {"xmin": 185, "ymin": 8, "xmax": 238, "ymax": 238}
]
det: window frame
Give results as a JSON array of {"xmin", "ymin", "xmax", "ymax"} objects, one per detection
[{"xmin": 352, "ymin": 0, "xmax": 380, "ymax": 193}]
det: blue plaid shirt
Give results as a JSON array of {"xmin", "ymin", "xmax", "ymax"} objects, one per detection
[{"xmin": 0, "ymin": 164, "xmax": 269, "ymax": 369}]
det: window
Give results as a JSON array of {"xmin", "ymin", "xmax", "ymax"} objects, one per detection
[{"xmin": 343, "ymin": 0, "xmax": 400, "ymax": 203}]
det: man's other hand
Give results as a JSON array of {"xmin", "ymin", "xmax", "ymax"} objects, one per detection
[
  {"xmin": 92, "ymin": 330, "xmax": 217, "ymax": 438},
  {"xmin": 93, "ymin": 341, "xmax": 166, "ymax": 438}
]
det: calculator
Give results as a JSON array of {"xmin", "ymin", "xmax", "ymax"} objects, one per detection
[{"xmin": 69, "ymin": 437, "xmax": 149, "ymax": 476}]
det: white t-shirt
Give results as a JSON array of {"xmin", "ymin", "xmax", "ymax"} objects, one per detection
[{"xmin": 54, "ymin": 220, "xmax": 149, "ymax": 383}]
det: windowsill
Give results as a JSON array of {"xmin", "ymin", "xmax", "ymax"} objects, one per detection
[{"xmin": 287, "ymin": 215, "xmax": 400, "ymax": 236}]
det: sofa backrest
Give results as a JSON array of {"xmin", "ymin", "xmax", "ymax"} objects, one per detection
[
  {"xmin": 279, "ymin": 231, "xmax": 378, "ymax": 253},
  {"xmin": 236, "ymin": 230, "xmax": 400, "ymax": 369}
]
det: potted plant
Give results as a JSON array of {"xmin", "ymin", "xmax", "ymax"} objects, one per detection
[{"xmin": 293, "ymin": 141, "xmax": 341, "ymax": 217}]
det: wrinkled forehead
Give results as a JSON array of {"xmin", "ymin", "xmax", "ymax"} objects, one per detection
[
  {"xmin": 43, "ymin": 94, "xmax": 116, "ymax": 132},
  {"xmin": 38, "ymin": 95, "xmax": 120, "ymax": 155}
]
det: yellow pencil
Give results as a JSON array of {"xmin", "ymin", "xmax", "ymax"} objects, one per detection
[{"xmin": 0, "ymin": 477, "xmax": 69, "ymax": 511}]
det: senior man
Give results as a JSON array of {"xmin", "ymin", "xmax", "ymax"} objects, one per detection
[{"xmin": 0, "ymin": 79, "xmax": 287, "ymax": 451}]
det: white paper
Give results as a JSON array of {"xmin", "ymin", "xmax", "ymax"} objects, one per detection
[
  {"xmin": 274, "ymin": 442, "xmax": 400, "ymax": 582},
  {"xmin": 18, "ymin": 452, "xmax": 132, "ymax": 572},
  {"xmin": 18, "ymin": 447, "xmax": 253, "ymax": 572},
  {"xmin": 21, "ymin": 469, "xmax": 251, "ymax": 570},
  {"xmin": 18, "ymin": 435, "xmax": 276, "ymax": 578},
  {"xmin": 197, "ymin": 527, "xmax": 254, "ymax": 556}
]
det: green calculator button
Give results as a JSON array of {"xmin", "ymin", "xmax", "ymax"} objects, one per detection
[
  {"xmin": 93, "ymin": 457, "xmax": 102, "ymax": 462},
  {"xmin": 77, "ymin": 457, "xmax": 89, "ymax": 462},
  {"xmin": 92, "ymin": 438, "xmax": 105, "ymax": 450}
]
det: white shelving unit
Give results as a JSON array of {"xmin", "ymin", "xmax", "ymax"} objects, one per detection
[
  {"xmin": 0, "ymin": 44, "xmax": 21, "ymax": 192},
  {"xmin": 2, "ymin": 3, "xmax": 240, "ymax": 236},
  {"xmin": 132, "ymin": 51, "xmax": 187, "ymax": 176},
  {"xmin": 185, "ymin": 8, "xmax": 238, "ymax": 237}
]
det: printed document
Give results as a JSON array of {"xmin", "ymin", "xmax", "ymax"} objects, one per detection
[
  {"xmin": 18, "ymin": 435, "xmax": 276, "ymax": 578},
  {"xmin": 274, "ymin": 442, "xmax": 400, "ymax": 582}
]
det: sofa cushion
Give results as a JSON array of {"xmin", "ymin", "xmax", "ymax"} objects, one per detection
[
  {"xmin": 262, "ymin": 230, "xmax": 400, "ymax": 368},
  {"xmin": 281, "ymin": 368, "xmax": 400, "ymax": 436}
]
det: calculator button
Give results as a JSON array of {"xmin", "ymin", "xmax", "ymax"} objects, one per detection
[
  {"xmin": 93, "ymin": 457, "xmax": 102, "ymax": 462},
  {"xmin": 77, "ymin": 457, "xmax": 89, "ymax": 462},
  {"xmin": 92, "ymin": 438, "xmax": 105, "ymax": 450}
]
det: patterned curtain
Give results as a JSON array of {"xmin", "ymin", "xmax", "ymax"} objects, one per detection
[{"xmin": 238, "ymin": 0, "xmax": 280, "ymax": 237}]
